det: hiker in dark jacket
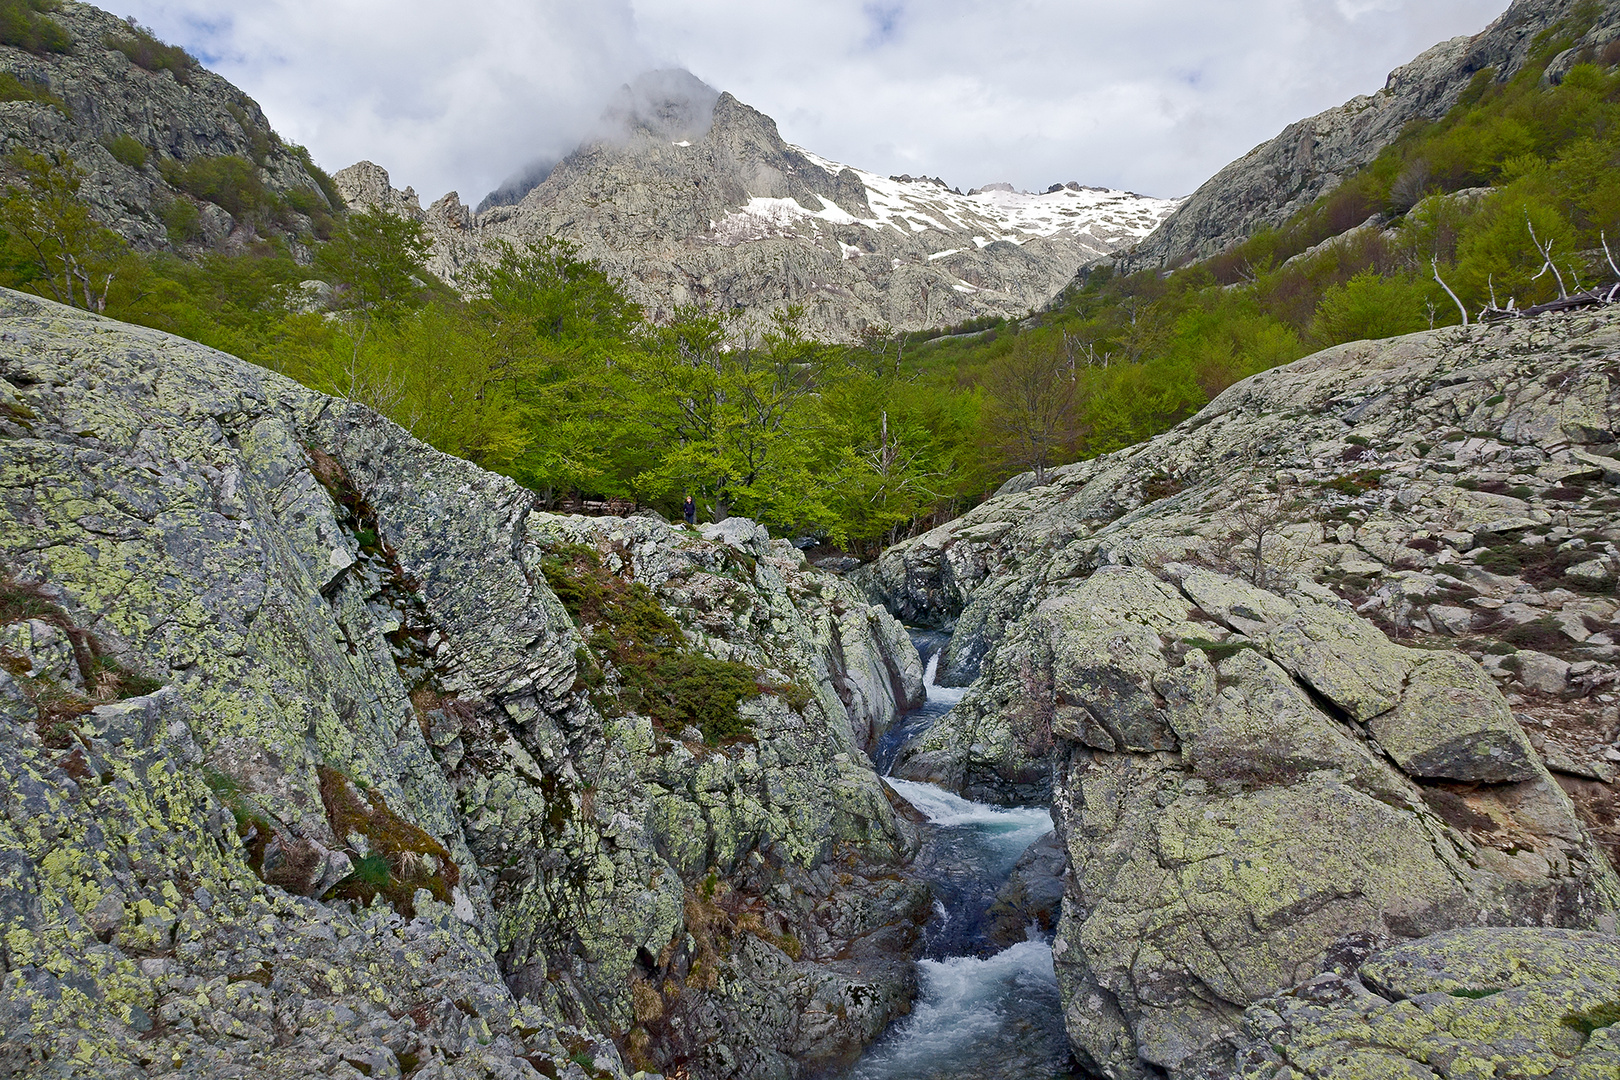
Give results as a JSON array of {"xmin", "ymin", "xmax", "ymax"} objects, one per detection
[{"xmin": 682, "ymin": 494, "xmax": 697, "ymax": 525}]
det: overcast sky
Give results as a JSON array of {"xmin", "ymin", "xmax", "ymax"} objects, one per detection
[{"xmin": 109, "ymin": 0, "xmax": 1510, "ymax": 207}]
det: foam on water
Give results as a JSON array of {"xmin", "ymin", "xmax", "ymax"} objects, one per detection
[
  {"xmin": 921, "ymin": 652, "xmax": 967, "ymax": 708},
  {"xmin": 850, "ymin": 938, "xmax": 1067, "ymax": 1080},
  {"xmin": 886, "ymin": 778, "xmax": 1051, "ymax": 839}
]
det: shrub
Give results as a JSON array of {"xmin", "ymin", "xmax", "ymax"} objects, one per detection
[
  {"xmin": 0, "ymin": 70, "xmax": 67, "ymax": 114},
  {"xmin": 224, "ymin": 102, "xmax": 274, "ymax": 163},
  {"xmin": 160, "ymin": 197, "xmax": 202, "ymax": 243},
  {"xmin": 1309, "ymin": 269, "xmax": 1432, "ymax": 346},
  {"xmin": 1501, "ymin": 616, "xmax": 1569, "ymax": 653},
  {"xmin": 103, "ymin": 132, "xmax": 146, "ymax": 169},
  {"xmin": 103, "ymin": 22, "xmax": 192, "ymax": 84},
  {"xmin": 0, "ymin": 0, "xmax": 69, "ymax": 55},
  {"xmin": 287, "ymin": 143, "xmax": 345, "ymax": 213},
  {"xmin": 282, "ymin": 185, "xmax": 336, "ymax": 239},
  {"xmin": 158, "ymin": 154, "xmax": 272, "ymax": 220},
  {"xmin": 539, "ymin": 543, "xmax": 778, "ymax": 743}
]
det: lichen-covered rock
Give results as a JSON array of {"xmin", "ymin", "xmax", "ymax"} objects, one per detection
[
  {"xmin": 0, "ymin": 677, "xmax": 611, "ymax": 1080},
  {"xmin": 853, "ymin": 309, "xmax": 1620, "ymax": 1079},
  {"xmin": 854, "ymin": 309, "xmax": 1620, "ymax": 842},
  {"xmin": 1372, "ymin": 652, "xmax": 1541, "ymax": 783},
  {"xmin": 1235, "ymin": 928, "xmax": 1620, "ymax": 1080},
  {"xmin": 0, "ymin": 288, "xmax": 927, "ymax": 1078}
]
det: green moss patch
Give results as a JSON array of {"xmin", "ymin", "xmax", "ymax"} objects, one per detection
[
  {"xmin": 0, "ymin": 70, "xmax": 68, "ymax": 115},
  {"xmin": 1500, "ymin": 616, "xmax": 1573, "ymax": 654},
  {"xmin": 1476, "ymin": 539, "xmax": 1614, "ymax": 597},
  {"xmin": 1318, "ymin": 469, "xmax": 1387, "ymax": 497},
  {"xmin": 318, "ymin": 765, "xmax": 458, "ymax": 917},
  {"xmin": 540, "ymin": 544, "xmax": 783, "ymax": 744}
]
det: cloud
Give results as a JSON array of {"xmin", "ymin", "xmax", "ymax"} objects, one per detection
[
  {"xmin": 108, "ymin": 0, "xmax": 1509, "ymax": 205},
  {"xmin": 112, "ymin": 0, "xmax": 654, "ymax": 204}
]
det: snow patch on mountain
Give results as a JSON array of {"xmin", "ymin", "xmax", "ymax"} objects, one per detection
[{"xmin": 794, "ymin": 148, "xmax": 1181, "ymax": 249}]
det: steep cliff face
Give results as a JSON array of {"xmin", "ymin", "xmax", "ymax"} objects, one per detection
[
  {"xmin": 0, "ymin": 1, "xmax": 339, "ymax": 252},
  {"xmin": 0, "ymin": 288, "xmax": 929, "ymax": 1079},
  {"xmin": 339, "ymin": 81, "xmax": 1178, "ymax": 341},
  {"xmin": 855, "ymin": 309, "xmax": 1620, "ymax": 1077},
  {"xmin": 1130, "ymin": 0, "xmax": 1620, "ymax": 268}
]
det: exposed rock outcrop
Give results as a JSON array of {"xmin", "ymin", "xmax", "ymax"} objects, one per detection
[
  {"xmin": 0, "ymin": 1, "xmax": 340, "ymax": 252},
  {"xmin": 340, "ymin": 75, "xmax": 1179, "ymax": 341},
  {"xmin": 1130, "ymin": 0, "xmax": 1620, "ymax": 268},
  {"xmin": 855, "ymin": 309, "xmax": 1620, "ymax": 1077},
  {"xmin": 1235, "ymin": 927, "xmax": 1620, "ymax": 1078},
  {"xmin": 0, "ymin": 287, "xmax": 929, "ymax": 1078}
]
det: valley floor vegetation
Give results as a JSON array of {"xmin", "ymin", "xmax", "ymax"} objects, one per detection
[{"xmin": 2, "ymin": 3, "xmax": 1617, "ymax": 551}]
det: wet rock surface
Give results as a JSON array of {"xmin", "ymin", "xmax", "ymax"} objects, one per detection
[
  {"xmin": 0, "ymin": 289, "xmax": 928, "ymax": 1078},
  {"xmin": 854, "ymin": 309, "xmax": 1620, "ymax": 1078}
]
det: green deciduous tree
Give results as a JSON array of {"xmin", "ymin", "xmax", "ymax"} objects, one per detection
[
  {"xmin": 0, "ymin": 149, "xmax": 128, "ymax": 312},
  {"xmin": 616, "ymin": 306, "xmax": 847, "ymax": 530},
  {"xmin": 1309, "ymin": 269, "xmax": 1433, "ymax": 346},
  {"xmin": 315, "ymin": 205, "xmax": 434, "ymax": 321}
]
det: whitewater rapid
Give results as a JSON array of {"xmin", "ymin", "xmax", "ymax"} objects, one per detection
[{"xmin": 846, "ymin": 633, "xmax": 1075, "ymax": 1080}]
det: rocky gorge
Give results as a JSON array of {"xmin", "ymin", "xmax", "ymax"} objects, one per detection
[
  {"xmin": 6, "ymin": 289, "xmax": 1620, "ymax": 1080},
  {"xmin": 857, "ymin": 307, "xmax": 1620, "ymax": 1077},
  {"xmin": 0, "ymin": 288, "xmax": 934, "ymax": 1078},
  {"xmin": 3, "ymin": 0, "xmax": 1620, "ymax": 1076}
]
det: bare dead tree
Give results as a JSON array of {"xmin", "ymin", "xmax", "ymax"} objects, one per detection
[
  {"xmin": 1526, "ymin": 216, "xmax": 1570, "ymax": 300},
  {"xmin": 1221, "ymin": 479, "xmax": 1308, "ymax": 591},
  {"xmin": 1433, "ymin": 258, "xmax": 1469, "ymax": 326},
  {"xmin": 982, "ymin": 338, "xmax": 1081, "ymax": 485}
]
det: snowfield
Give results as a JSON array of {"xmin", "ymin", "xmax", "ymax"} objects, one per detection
[{"xmin": 704, "ymin": 147, "xmax": 1181, "ymax": 256}]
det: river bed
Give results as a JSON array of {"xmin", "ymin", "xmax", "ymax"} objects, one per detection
[{"xmin": 843, "ymin": 635, "xmax": 1079, "ymax": 1080}]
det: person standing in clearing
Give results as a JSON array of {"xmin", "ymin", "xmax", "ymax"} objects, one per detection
[{"xmin": 683, "ymin": 494, "xmax": 697, "ymax": 526}]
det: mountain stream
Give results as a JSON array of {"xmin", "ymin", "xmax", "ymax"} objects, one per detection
[{"xmin": 845, "ymin": 634, "xmax": 1078, "ymax": 1080}]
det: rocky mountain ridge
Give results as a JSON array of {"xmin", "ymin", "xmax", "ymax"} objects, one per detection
[
  {"xmin": 1130, "ymin": 0, "xmax": 1620, "ymax": 268},
  {"xmin": 336, "ymin": 79, "xmax": 1178, "ymax": 341},
  {"xmin": 0, "ymin": 1, "xmax": 341, "ymax": 253}
]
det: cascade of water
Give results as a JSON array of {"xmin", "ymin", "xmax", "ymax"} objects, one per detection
[
  {"xmin": 884, "ymin": 778, "xmax": 1050, "ymax": 875},
  {"xmin": 920, "ymin": 652, "xmax": 967, "ymax": 708},
  {"xmin": 850, "ymin": 938, "xmax": 1066, "ymax": 1080},
  {"xmin": 847, "ymin": 629, "xmax": 1075, "ymax": 1079}
]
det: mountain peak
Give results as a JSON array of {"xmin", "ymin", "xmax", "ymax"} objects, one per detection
[{"xmin": 597, "ymin": 68, "xmax": 721, "ymax": 144}]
